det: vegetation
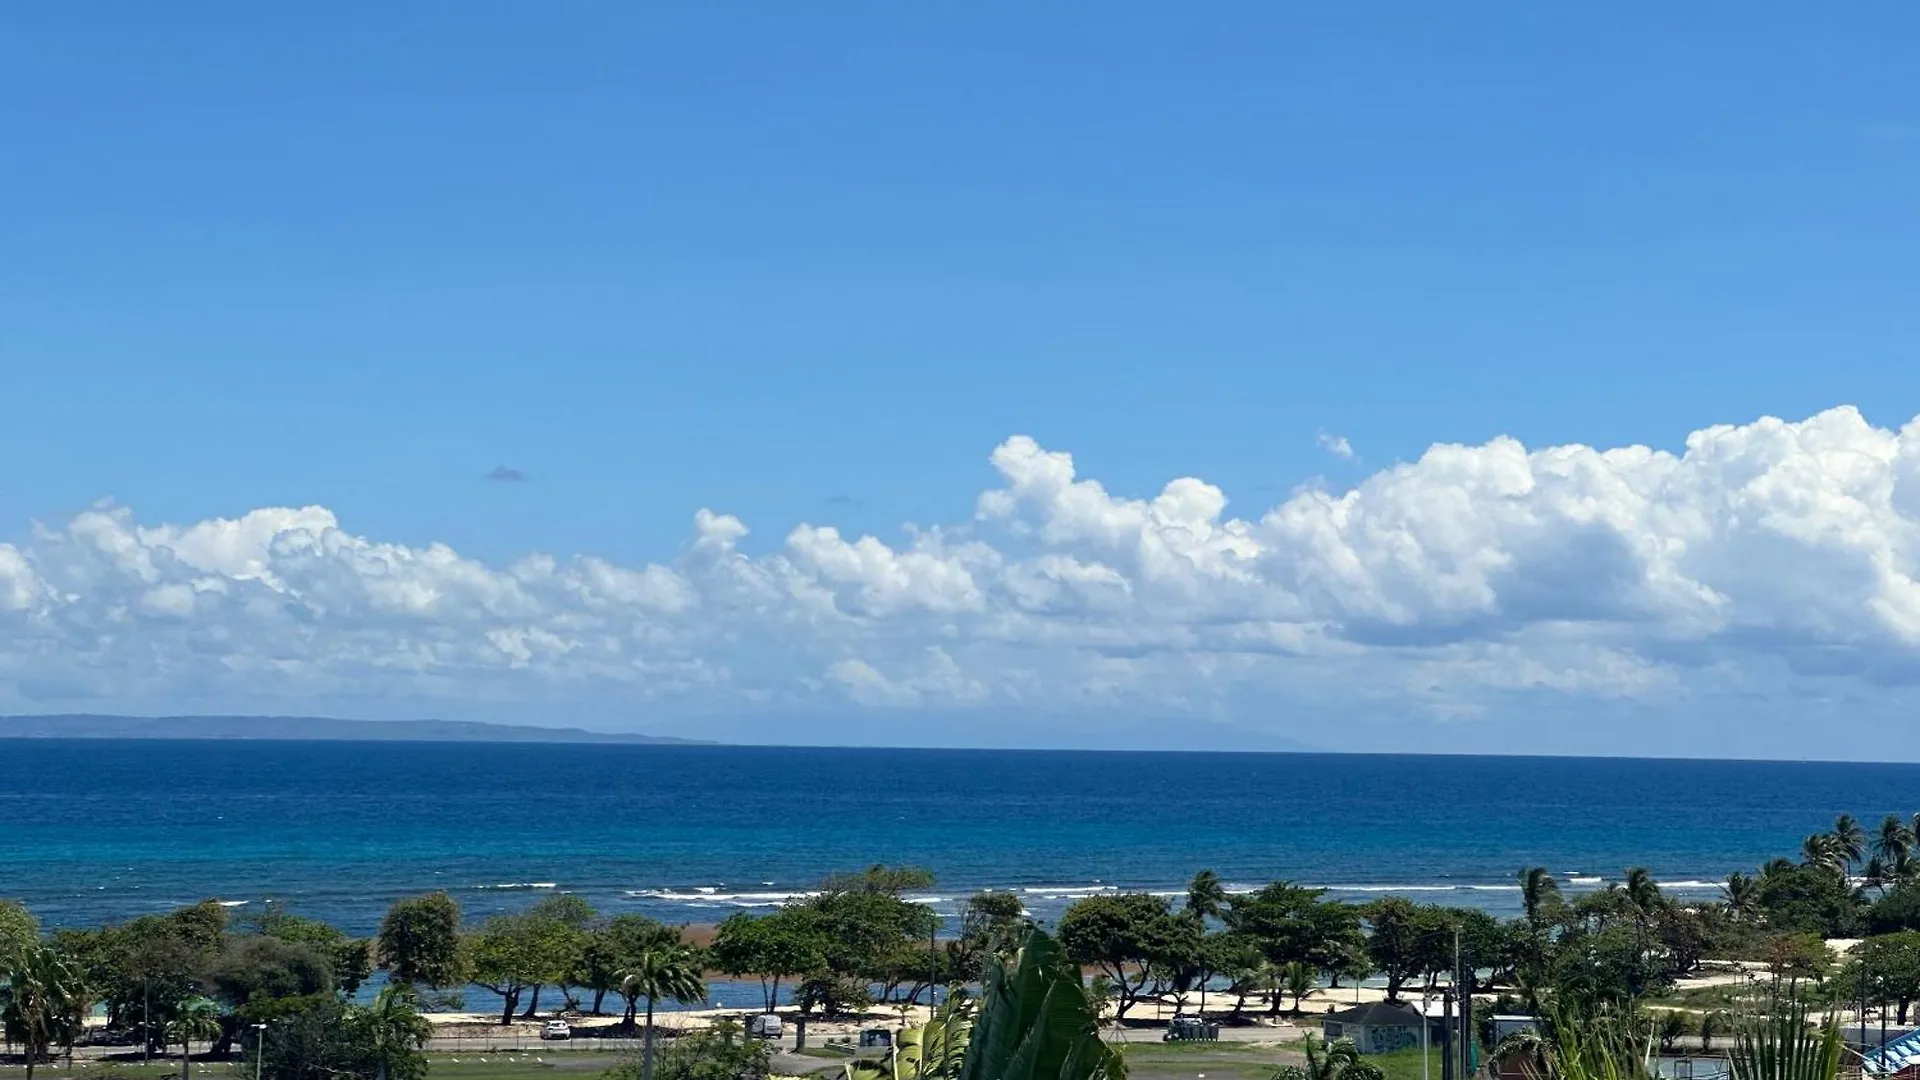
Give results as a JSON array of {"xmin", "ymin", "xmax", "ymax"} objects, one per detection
[{"xmin": 14, "ymin": 818, "xmax": 1920, "ymax": 1080}]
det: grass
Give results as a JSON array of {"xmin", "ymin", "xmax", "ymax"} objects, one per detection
[{"xmin": 1369, "ymin": 1047, "xmax": 1440, "ymax": 1080}]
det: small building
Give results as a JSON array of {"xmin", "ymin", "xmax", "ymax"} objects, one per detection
[{"xmin": 1322, "ymin": 1001, "xmax": 1430, "ymax": 1054}]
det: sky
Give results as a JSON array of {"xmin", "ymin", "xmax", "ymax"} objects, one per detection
[{"xmin": 4, "ymin": 6, "xmax": 1920, "ymax": 757}]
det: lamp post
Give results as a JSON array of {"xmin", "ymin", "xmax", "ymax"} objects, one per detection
[{"xmin": 253, "ymin": 1023, "xmax": 268, "ymax": 1080}]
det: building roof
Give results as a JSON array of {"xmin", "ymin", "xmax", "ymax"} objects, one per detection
[
  {"xmin": 1866, "ymin": 1028, "xmax": 1920, "ymax": 1075},
  {"xmin": 1324, "ymin": 1001, "xmax": 1428, "ymax": 1027}
]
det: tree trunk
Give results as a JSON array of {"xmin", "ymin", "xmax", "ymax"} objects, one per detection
[
  {"xmin": 500, "ymin": 988, "xmax": 519, "ymax": 1026},
  {"xmin": 1901, "ymin": 999, "xmax": 1911, "ymax": 1025},
  {"xmin": 183, "ymin": 1040, "xmax": 192, "ymax": 1080},
  {"xmin": 522, "ymin": 985, "xmax": 542, "ymax": 1018},
  {"xmin": 592, "ymin": 989, "xmax": 607, "ymax": 1016},
  {"xmin": 642, "ymin": 1000, "xmax": 656, "ymax": 1080},
  {"xmin": 795, "ymin": 1014, "xmax": 807, "ymax": 1051}
]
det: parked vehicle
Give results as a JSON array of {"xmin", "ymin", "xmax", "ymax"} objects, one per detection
[
  {"xmin": 1164, "ymin": 1016, "xmax": 1220, "ymax": 1042},
  {"xmin": 747, "ymin": 1014, "xmax": 783, "ymax": 1040},
  {"xmin": 542, "ymin": 1020, "xmax": 572, "ymax": 1041}
]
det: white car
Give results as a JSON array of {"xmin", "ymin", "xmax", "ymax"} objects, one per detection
[{"xmin": 542, "ymin": 1020, "xmax": 572, "ymax": 1041}]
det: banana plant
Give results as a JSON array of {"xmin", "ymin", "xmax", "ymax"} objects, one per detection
[
  {"xmin": 846, "ymin": 994, "xmax": 976, "ymax": 1080},
  {"xmin": 850, "ymin": 929, "xmax": 1124, "ymax": 1080},
  {"xmin": 960, "ymin": 928, "xmax": 1124, "ymax": 1080}
]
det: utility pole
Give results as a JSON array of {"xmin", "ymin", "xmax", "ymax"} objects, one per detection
[
  {"xmin": 1455, "ymin": 930, "xmax": 1475, "ymax": 1080},
  {"xmin": 1441, "ymin": 987, "xmax": 1455, "ymax": 1080}
]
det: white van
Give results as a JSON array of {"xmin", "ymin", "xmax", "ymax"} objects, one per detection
[{"xmin": 746, "ymin": 1014, "xmax": 783, "ymax": 1040}]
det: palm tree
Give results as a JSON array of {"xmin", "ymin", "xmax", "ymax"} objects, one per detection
[
  {"xmin": 1620, "ymin": 867, "xmax": 1662, "ymax": 923},
  {"xmin": 1834, "ymin": 815, "xmax": 1867, "ymax": 869},
  {"xmin": 1700, "ymin": 1010, "xmax": 1726, "ymax": 1052},
  {"xmin": 355, "ymin": 985, "xmax": 433, "ymax": 1080},
  {"xmin": 1283, "ymin": 961, "xmax": 1316, "ymax": 1014},
  {"xmin": 1802, "ymin": 834, "xmax": 1847, "ymax": 876},
  {"xmin": 1876, "ymin": 815, "xmax": 1913, "ymax": 867},
  {"xmin": 1520, "ymin": 867, "xmax": 1561, "ymax": 925},
  {"xmin": 1185, "ymin": 870, "xmax": 1227, "ymax": 921},
  {"xmin": 620, "ymin": 944, "xmax": 707, "ymax": 1080},
  {"xmin": 1286, "ymin": 1035, "xmax": 1377, "ymax": 1080},
  {"xmin": 1724, "ymin": 872, "xmax": 1757, "ymax": 922},
  {"xmin": 164, "ymin": 997, "xmax": 221, "ymax": 1080},
  {"xmin": 1864, "ymin": 855, "xmax": 1893, "ymax": 893},
  {"xmin": 1, "ymin": 946, "xmax": 81, "ymax": 1080}
]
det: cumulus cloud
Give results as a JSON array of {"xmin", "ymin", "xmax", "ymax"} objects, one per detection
[
  {"xmin": 8, "ymin": 405, "xmax": 1920, "ymax": 741},
  {"xmin": 1318, "ymin": 432, "xmax": 1355, "ymax": 460}
]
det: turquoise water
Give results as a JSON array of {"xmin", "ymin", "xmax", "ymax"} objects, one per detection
[{"xmin": 5, "ymin": 739, "xmax": 1915, "ymax": 937}]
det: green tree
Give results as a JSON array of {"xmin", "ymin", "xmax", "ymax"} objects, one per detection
[
  {"xmin": 1834, "ymin": 815, "xmax": 1868, "ymax": 870},
  {"xmin": 2, "ymin": 944, "xmax": 83, "ymax": 1080},
  {"xmin": 582, "ymin": 915, "xmax": 678, "ymax": 1016},
  {"xmin": 68, "ymin": 900, "xmax": 230, "ymax": 1054},
  {"xmin": 953, "ymin": 891, "xmax": 1028, "ymax": 984},
  {"xmin": 1725, "ymin": 873, "xmax": 1758, "ymax": 922},
  {"xmin": 1185, "ymin": 870, "xmax": 1228, "ymax": 921},
  {"xmin": 1801, "ymin": 834, "xmax": 1848, "ymax": 877},
  {"xmin": 799, "ymin": 871, "xmax": 939, "ymax": 1001},
  {"xmin": 1752, "ymin": 865, "xmax": 1859, "ymax": 938},
  {"xmin": 0, "ymin": 900, "xmax": 40, "ymax": 969},
  {"xmin": 710, "ymin": 909, "xmax": 828, "ymax": 1013},
  {"xmin": 1521, "ymin": 868, "xmax": 1562, "ymax": 926},
  {"xmin": 1225, "ymin": 882, "xmax": 1363, "ymax": 982},
  {"xmin": 620, "ymin": 943, "xmax": 709, "ymax": 1080},
  {"xmin": 1362, "ymin": 899, "xmax": 1453, "ymax": 1001},
  {"xmin": 254, "ymin": 993, "xmax": 429, "ymax": 1080},
  {"xmin": 468, "ymin": 911, "xmax": 574, "ymax": 1025},
  {"xmin": 1057, "ymin": 892, "xmax": 1187, "ymax": 1020},
  {"xmin": 1846, "ymin": 932, "xmax": 1920, "ymax": 1023},
  {"xmin": 377, "ymin": 893, "xmax": 465, "ymax": 989},
  {"xmin": 165, "ymin": 996, "xmax": 222, "ymax": 1080},
  {"xmin": 253, "ymin": 910, "xmax": 374, "ymax": 995},
  {"xmin": 351, "ymin": 985, "xmax": 432, "ymax": 1080},
  {"xmin": 205, "ymin": 935, "xmax": 335, "ymax": 1007}
]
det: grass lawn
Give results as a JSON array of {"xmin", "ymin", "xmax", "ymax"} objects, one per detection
[
  {"xmin": 1114, "ymin": 1041, "xmax": 1283, "ymax": 1080},
  {"xmin": 1369, "ymin": 1047, "xmax": 1441, "ymax": 1080}
]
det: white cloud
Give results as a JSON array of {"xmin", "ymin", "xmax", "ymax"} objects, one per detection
[
  {"xmin": 1318, "ymin": 432, "xmax": 1355, "ymax": 460},
  {"xmin": 10, "ymin": 405, "xmax": 1920, "ymax": 747}
]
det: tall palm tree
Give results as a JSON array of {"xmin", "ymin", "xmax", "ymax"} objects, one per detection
[
  {"xmin": 1802, "ymin": 834, "xmax": 1848, "ymax": 876},
  {"xmin": 164, "ymin": 997, "xmax": 221, "ymax": 1080},
  {"xmin": 2, "ymin": 946, "xmax": 80, "ymax": 1080},
  {"xmin": 1185, "ymin": 870, "xmax": 1227, "ymax": 921},
  {"xmin": 356, "ymin": 985, "xmax": 433, "ymax": 1080},
  {"xmin": 620, "ymin": 944, "xmax": 707, "ymax": 1080},
  {"xmin": 1876, "ymin": 815, "xmax": 1913, "ymax": 867},
  {"xmin": 1520, "ymin": 867, "xmax": 1561, "ymax": 925},
  {"xmin": 1833, "ymin": 815, "xmax": 1867, "ymax": 869}
]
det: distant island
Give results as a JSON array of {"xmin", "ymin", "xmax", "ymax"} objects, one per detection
[{"xmin": 0, "ymin": 713, "xmax": 708, "ymax": 744}]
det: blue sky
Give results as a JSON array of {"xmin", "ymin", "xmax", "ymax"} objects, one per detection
[{"xmin": 6, "ymin": 6, "xmax": 1920, "ymax": 755}]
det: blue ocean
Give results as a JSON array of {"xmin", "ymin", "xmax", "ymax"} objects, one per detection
[{"xmin": 6, "ymin": 740, "xmax": 1919, "ymax": 937}]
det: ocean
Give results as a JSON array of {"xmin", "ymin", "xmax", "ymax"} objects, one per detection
[{"xmin": 5, "ymin": 739, "xmax": 1916, "ymax": 936}]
